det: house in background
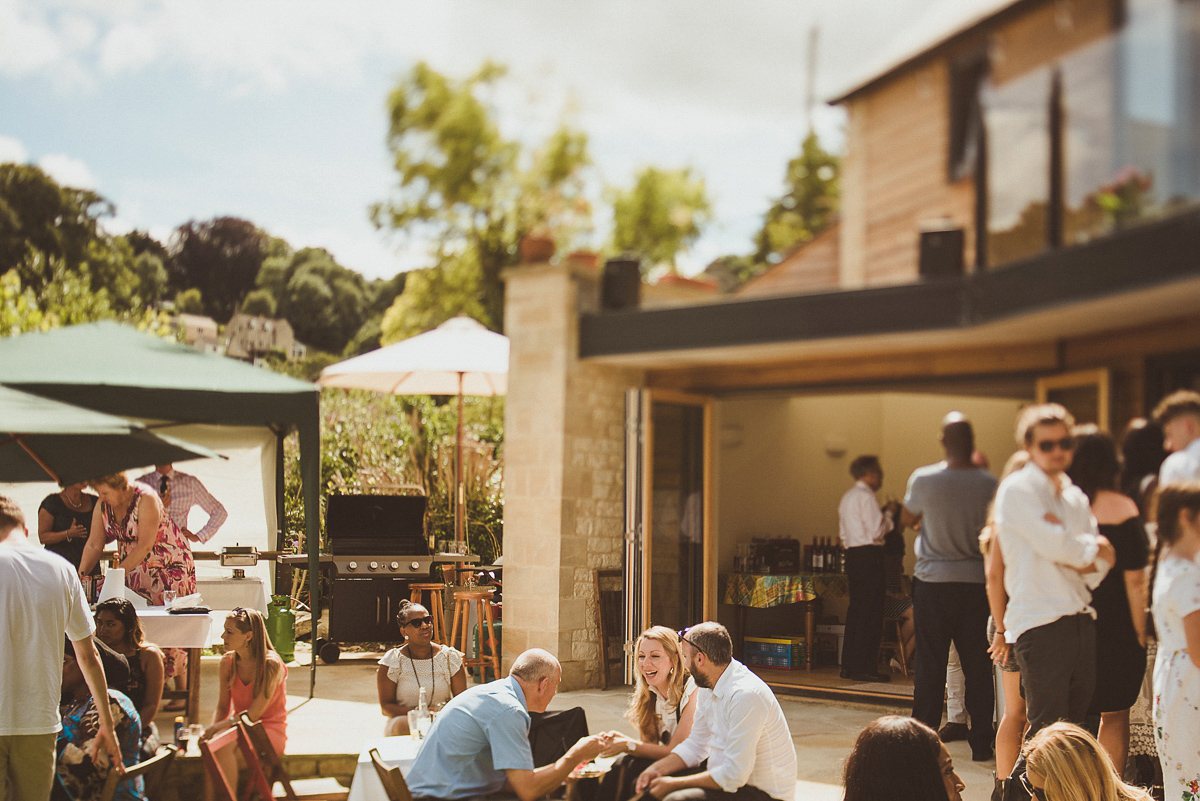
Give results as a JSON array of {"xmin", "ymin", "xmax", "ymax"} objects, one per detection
[
  {"xmin": 173, "ymin": 313, "xmax": 221, "ymax": 353},
  {"xmin": 500, "ymin": 0, "xmax": 1200, "ymax": 689},
  {"xmin": 224, "ymin": 313, "xmax": 306, "ymax": 364}
]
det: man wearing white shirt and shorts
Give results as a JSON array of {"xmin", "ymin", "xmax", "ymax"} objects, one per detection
[
  {"xmin": 993, "ymin": 404, "xmax": 1115, "ymax": 736},
  {"xmin": 637, "ymin": 622, "xmax": 796, "ymax": 801}
]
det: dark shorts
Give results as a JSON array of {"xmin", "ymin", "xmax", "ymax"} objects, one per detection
[{"xmin": 987, "ymin": 616, "xmax": 1019, "ymax": 673}]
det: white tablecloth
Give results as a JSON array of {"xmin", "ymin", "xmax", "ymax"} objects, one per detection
[
  {"xmin": 347, "ymin": 736, "xmax": 421, "ymax": 801},
  {"xmin": 135, "ymin": 609, "xmax": 216, "ymax": 648},
  {"xmin": 196, "ymin": 576, "xmax": 270, "ymax": 613}
]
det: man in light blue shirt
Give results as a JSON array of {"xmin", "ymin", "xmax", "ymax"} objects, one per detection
[
  {"xmin": 901, "ymin": 413, "xmax": 998, "ymax": 761},
  {"xmin": 407, "ymin": 649, "xmax": 611, "ymax": 801}
]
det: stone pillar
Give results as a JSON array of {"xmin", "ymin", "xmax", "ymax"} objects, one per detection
[{"xmin": 502, "ymin": 261, "xmax": 643, "ymax": 689}]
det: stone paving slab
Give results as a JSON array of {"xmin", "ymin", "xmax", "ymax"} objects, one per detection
[{"xmin": 153, "ymin": 654, "xmax": 996, "ymax": 801}]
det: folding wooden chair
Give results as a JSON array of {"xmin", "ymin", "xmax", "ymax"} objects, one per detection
[
  {"xmin": 368, "ymin": 748, "xmax": 413, "ymax": 801},
  {"xmin": 99, "ymin": 744, "xmax": 178, "ymax": 801},
  {"xmin": 199, "ymin": 725, "xmax": 276, "ymax": 801},
  {"xmin": 238, "ymin": 713, "xmax": 348, "ymax": 800}
]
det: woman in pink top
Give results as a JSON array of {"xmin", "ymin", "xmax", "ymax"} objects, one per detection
[{"xmin": 201, "ymin": 607, "xmax": 287, "ymax": 801}]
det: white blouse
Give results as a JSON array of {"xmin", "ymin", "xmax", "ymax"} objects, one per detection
[
  {"xmin": 379, "ymin": 644, "xmax": 464, "ymax": 709},
  {"xmin": 654, "ymin": 675, "xmax": 697, "ymax": 741}
]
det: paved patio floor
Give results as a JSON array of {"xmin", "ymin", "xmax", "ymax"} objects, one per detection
[{"xmin": 154, "ymin": 648, "xmax": 997, "ymax": 801}]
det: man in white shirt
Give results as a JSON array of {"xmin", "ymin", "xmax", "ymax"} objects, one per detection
[
  {"xmin": 637, "ymin": 622, "xmax": 796, "ymax": 801},
  {"xmin": 0, "ymin": 495, "xmax": 121, "ymax": 800},
  {"xmin": 837, "ymin": 455, "xmax": 898, "ymax": 682},
  {"xmin": 1153, "ymin": 390, "xmax": 1200, "ymax": 483},
  {"xmin": 993, "ymin": 404, "xmax": 1115, "ymax": 736},
  {"xmin": 137, "ymin": 463, "xmax": 228, "ymax": 543}
]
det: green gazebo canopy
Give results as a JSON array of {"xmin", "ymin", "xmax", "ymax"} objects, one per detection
[{"xmin": 0, "ymin": 321, "xmax": 322, "ymax": 691}]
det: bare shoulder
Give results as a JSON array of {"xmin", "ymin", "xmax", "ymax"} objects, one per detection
[{"xmin": 1094, "ymin": 490, "xmax": 1140, "ymax": 522}]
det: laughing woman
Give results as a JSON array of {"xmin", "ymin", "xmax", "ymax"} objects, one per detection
[{"xmin": 595, "ymin": 626, "xmax": 698, "ymax": 801}]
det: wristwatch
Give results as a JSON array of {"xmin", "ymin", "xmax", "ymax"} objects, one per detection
[{"xmin": 626, "ymin": 740, "xmax": 636, "ymax": 753}]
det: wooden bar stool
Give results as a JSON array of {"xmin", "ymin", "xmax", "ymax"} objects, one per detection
[
  {"xmin": 450, "ymin": 588, "xmax": 500, "ymax": 681},
  {"xmin": 408, "ymin": 583, "xmax": 447, "ymax": 644}
]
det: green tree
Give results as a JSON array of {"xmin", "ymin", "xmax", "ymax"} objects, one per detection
[
  {"xmin": 754, "ymin": 131, "xmax": 840, "ymax": 264},
  {"xmin": 168, "ymin": 216, "xmax": 267, "ymax": 322},
  {"xmin": 241, "ymin": 288, "xmax": 277, "ymax": 317},
  {"xmin": 608, "ymin": 166, "xmax": 711, "ymax": 272},
  {"xmin": 175, "ymin": 288, "xmax": 204, "ymax": 314},
  {"xmin": 371, "ymin": 62, "xmax": 592, "ymax": 334},
  {"xmin": 379, "ymin": 253, "xmax": 489, "ymax": 344}
]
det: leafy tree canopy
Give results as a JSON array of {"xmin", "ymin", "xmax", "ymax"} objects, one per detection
[
  {"xmin": 371, "ymin": 61, "xmax": 592, "ymax": 334},
  {"xmin": 753, "ymin": 131, "xmax": 840, "ymax": 265},
  {"xmin": 608, "ymin": 166, "xmax": 711, "ymax": 273},
  {"xmin": 168, "ymin": 216, "xmax": 268, "ymax": 323}
]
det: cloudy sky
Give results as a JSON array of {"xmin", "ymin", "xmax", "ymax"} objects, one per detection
[{"xmin": 0, "ymin": 0, "xmax": 1003, "ymax": 279}]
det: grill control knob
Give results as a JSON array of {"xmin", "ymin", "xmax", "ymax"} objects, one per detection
[
  {"xmin": 410, "ymin": 561, "xmax": 420, "ymax": 571},
  {"xmin": 347, "ymin": 561, "xmax": 358, "ymax": 571},
  {"xmin": 390, "ymin": 562, "xmax": 400, "ymax": 571},
  {"xmin": 369, "ymin": 561, "xmax": 379, "ymax": 571}
]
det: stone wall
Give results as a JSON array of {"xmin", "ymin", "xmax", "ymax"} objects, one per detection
[{"xmin": 503, "ymin": 262, "xmax": 643, "ymax": 689}]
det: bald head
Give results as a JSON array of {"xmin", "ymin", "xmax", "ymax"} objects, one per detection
[
  {"xmin": 940, "ymin": 412, "xmax": 975, "ymax": 462},
  {"xmin": 509, "ymin": 648, "xmax": 560, "ymax": 683}
]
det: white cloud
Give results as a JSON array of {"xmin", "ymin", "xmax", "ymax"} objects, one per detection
[
  {"xmin": 0, "ymin": 3, "xmax": 65, "ymax": 76},
  {"xmin": 37, "ymin": 153, "xmax": 98, "ymax": 189},
  {"xmin": 0, "ymin": 135, "xmax": 29, "ymax": 164}
]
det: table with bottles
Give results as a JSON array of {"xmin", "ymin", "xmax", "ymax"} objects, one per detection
[{"xmin": 721, "ymin": 567, "xmax": 850, "ymax": 671}]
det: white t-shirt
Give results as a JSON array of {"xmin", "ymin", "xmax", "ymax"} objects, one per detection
[
  {"xmin": 0, "ymin": 541, "xmax": 95, "ymax": 735},
  {"xmin": 655, "ymin": 675, "xmax": 697, "ymax": 742}
]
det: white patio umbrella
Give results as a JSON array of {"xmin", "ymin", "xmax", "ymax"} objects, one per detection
[{"xmin": 317, "ymin": 316, "xmax": 509, "ymax": 547}]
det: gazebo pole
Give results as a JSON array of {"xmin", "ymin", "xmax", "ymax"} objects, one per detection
[{"xmin": 455, "ymin": 371, "xmax": 465, "ymax": 551}]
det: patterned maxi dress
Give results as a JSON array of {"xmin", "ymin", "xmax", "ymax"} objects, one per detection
[{"xmin": 103, "ymin": 483, "xmax": 197, "ymax": 677}]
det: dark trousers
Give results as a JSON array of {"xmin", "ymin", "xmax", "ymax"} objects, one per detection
[
  {"xmin": 1013, "ymin": 613, "xmax": 1096, "ymax": 737},
  {"xmin": 842, "ymin": 545, "xmax": 885, "ymax": 675},
  {"xmin": 661, "ymin": 785, "xmax": 780, "ymax": 801},
  {"xmin": 910, "ymin": 579, "xmax": 995, "ymax": 753}
]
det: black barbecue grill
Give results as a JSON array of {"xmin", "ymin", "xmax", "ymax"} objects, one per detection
[{"xmin": 326, "ymin": 494, "xmax": 431, "ymax": 643}]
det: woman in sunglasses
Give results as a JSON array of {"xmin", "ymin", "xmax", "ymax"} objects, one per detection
[
  {"xmin": 378, "ymin": 599, "xmax": 466, "ymax": 735},
  {"xmin": 1020, "ymin": 722, "xmax": 1151, "ymax": 801}
]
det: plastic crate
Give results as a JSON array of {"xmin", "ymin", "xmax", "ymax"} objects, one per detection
[{"xmin": 744, "ymin": 636, "xmax": 806, "ymax": 669}]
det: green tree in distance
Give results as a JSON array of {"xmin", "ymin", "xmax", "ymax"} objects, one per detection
[
  {"xmin": 608, "ymin": 166, "xmax": 711, "ymax": 273},
  {"xmin": 168, "ymin": 216, "xmax": 267, "ymax": 323},
  {"xmin": 753, "ymin": 131, "xmax": 840, "ymax": 265},
  {"xmin": 371, "ymin": 61, "xmax": 592, "ymax": 337}
]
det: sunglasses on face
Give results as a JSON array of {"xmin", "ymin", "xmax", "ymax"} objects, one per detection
[
  {"xmin": 1034, "ymin": 437, "xmax": 1075, "ymax": 453},
  {"xmin": 677, "ymin": 627, "xmax": 707, "ymax": 657},
  {"xmin": 1019, "ymin": 772, "xmax": 1047, "ymax": 801},
  {"xmin": 405, "ymin": 616, "xmax": 434, "ymax": 628}
]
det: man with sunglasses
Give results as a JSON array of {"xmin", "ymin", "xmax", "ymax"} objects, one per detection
[
  {"xmin": 635, "ymin": 623, "xmax": 796, "ymax": 801},
  {"xmin": 993, "ymin": 404, "xmax": 1115, "ymax": 738}
]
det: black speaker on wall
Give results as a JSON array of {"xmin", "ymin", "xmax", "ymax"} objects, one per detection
[
  {"xmin": 918, "ymin": 228, "xmax": 965, "ymax": 279},
  {"xmin": 602, "ymin": 257, "xmax": 642, "ymax": 310}
]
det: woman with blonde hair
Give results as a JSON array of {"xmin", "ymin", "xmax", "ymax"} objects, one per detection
[
  {"xmin": 596, "ymin": 627, "xmax": 698, "ymax": 801},
  {"xmin": 201, "ymin": 608, "xmax": 288, "ymax": 801},
  {"xmin": 1021, "ymin": 722, "xmax": 1152, "ymax": 801}
]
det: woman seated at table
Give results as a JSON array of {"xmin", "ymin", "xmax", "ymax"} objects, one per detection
[
  {"xmin": 39, "ymin": 481, "xmax": 99, "ymax": 574},
  {"xmin": 377, "ymin": 599, "xmax": 466, "ymax": 735},
  {"xmin": 94, "ymin": 598, "xmax": 165, "ymax": 755},
  {"xmin": 54, "ymin": 637, "xmax": 145, "ymax": 801},
  {"xmin": 201, "ymin": 608, "xmax": 287, "ymax": 801},
  {"xmin": 595, "ymin": 627, "xmax": 698, "ymax": 801}
]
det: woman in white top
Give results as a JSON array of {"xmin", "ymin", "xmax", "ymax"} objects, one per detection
[
  {"xmin": 597, "ymin": 627, "xmax": 698, "ymax": 801},
  {"xmin": 376, "ymin": 600, "xmax": 466, "ymax": 735}
]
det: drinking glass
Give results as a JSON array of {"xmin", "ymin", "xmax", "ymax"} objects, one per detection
[
  {"xmin": 407, "ymin": 710, "xmax": 422, "ymax": 738},
  {"xmin": 163, "ymin": 590, "xmax": 177, "ymax": 607}
]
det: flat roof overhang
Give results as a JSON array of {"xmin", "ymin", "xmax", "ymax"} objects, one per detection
[{"xmin": 579, "ymin": 209, "xmax": 1200, "ymax": 376}]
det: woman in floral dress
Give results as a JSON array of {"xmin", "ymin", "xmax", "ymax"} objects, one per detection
[
  {"xmin": 1149, "ymin": 484, "xmax": 1200, "ymax": 800},
  {"xmin": 79, "ymin": 472, "xmax": 197, "ymax": 678}
]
